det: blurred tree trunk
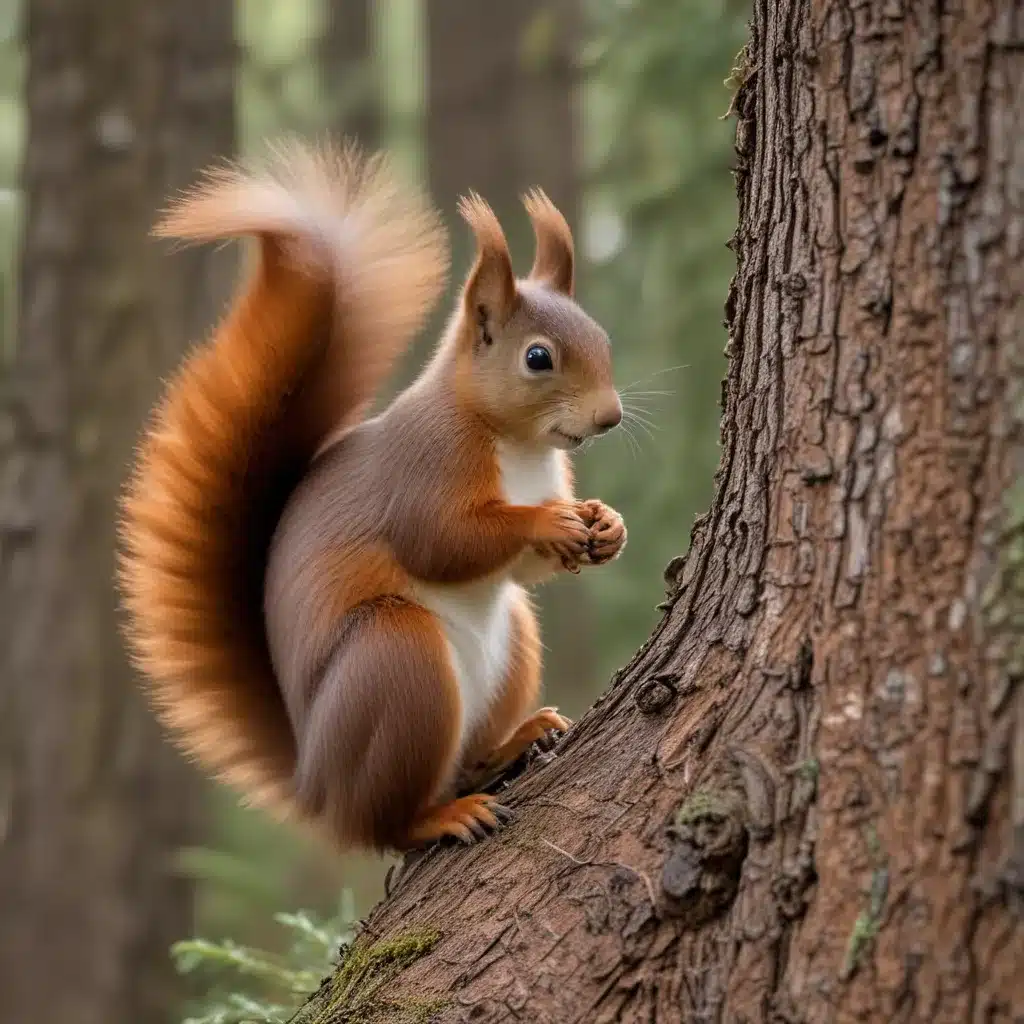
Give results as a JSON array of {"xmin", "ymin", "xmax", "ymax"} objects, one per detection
[
  {"xmin": 319, "ymin": 0, "xmax": 377, "ymax": 146},
  {"xmin": 426, "ymin": 1, "xmax": 576, "ymax": 223},
  {"xmin": 0, "ymin": 3, "xmax": 235, "ymax": 1023},
  {"xmin": 425, "ymin": 0, "xmax": 594, "ymax": 712},
  {"xmin": 294, "ymin": 2, "xmax": 1024, "ymax": 1021}
]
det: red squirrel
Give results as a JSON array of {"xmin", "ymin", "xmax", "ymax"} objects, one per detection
[{"xmin": 118, "ymin": 140, "xmax": 627, "ymax": 852}]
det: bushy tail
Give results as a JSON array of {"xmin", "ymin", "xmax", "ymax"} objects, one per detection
[{"xmin": 118, "ymin": 140, "xmax": 448, "ymax": 817}]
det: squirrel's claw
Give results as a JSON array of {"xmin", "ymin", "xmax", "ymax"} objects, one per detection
[
  {"xmin": 534, "ymin": 727, "xmax": 564, "ymax": 753},
  {"xmin": 491, "ymin": 803, "xmax": 515, "ymax": 824},
  {"xmin": 404, "ymin": 793, "xmax": 510, "ymax": 847}
]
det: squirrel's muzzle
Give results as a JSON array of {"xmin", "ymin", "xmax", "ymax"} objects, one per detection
[{"xmin": 593, "ymin": 392, "xmax": 623, "ymax": 433}]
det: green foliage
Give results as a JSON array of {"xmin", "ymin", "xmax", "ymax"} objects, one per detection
[
  {"xmin": 579, "ymin": 0, "xmax": 750, "ymax": 676},
  {"xmin": 238, "ymin": 0, "xmax": 324, "ymax": 150},
  {"xmin": 238, "ymin": 0, "xmax": 386, "ymax": 158},
  {"xmin": 177, "ymin": 786, "xmax": 356, "ymax": 947},
  {"xmin": 0, "ymin": 0, "xmax": 22, "ymax": 184},
  {"xmin": 172, "ymin": 907, "xmax": 445, "ymax": 1024},
  {"xmin": 172, "ymin": 897, "xmax": 358, "ymax": 1024},
  {"xmin": 0, "ymin": 0, "xmax": 21, "ymax": 360}
]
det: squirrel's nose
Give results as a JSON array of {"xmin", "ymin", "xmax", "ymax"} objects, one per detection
[{"xmin": 594, "ymin": 396, "xmax": 623, "ymax": 433}]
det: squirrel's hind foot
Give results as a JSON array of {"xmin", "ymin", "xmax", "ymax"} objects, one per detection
[{"xmin": 403, "ymin": 793, "xmax": 513, "ymax": 847}]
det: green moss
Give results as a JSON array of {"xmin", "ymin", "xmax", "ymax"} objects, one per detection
[
  {"xmin": 723, "ymin": 42, "xmax": 752, "ymax": 94},
  {"xmin": 721, "ymin": 42, "xmax": 754, "ymax": 118},
  {"xmin": 842, "ymin": 909, "xmax": 879, "ymax": 977},
  {"xmin": 864, "ymin": 824, "xmax": 882, "ymax": 863},
  {"xmin": 293, "ymin": 928, "xmax": 448, "ymax": 1024},
  {"xmin": 675, "ymin": 788, "xmax": 730, "ymax": 826},
  {"xmin": 841, "ymin": 832, "xmax": 889, "ymax": 981}
]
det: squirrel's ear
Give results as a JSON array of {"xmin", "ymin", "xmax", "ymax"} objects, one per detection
[
  {"xmin": 458, "ymin": 192, "xmax": 516, "ymax": 327},
  {"xmin": 523, "ymin": 188, "xmax": 574, "ymax": 297}
]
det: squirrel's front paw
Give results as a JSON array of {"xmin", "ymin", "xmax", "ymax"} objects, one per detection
[
  {"xmin": 532, "ymin": 500, "xmax": 590, "ymax": 563},
  {"xmin": 577, "ymin": 499, "xmax": 627, "ymax": 564},
  {"xmin": 531, "ymin": 539, "xmax": 583, "ymax": 574}
]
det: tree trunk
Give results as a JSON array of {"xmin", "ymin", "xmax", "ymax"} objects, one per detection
[
  {"xmin": 298, "ymin": 1, "xmax": 1024, "ymax": 1021},
  {"xmin": 319, "ymin": 0, "xmax": 378, "ymax": 146},
  {"xmin": 426, "ymin": 0, "xmax": 577, "ymax": 224},
  {"xmin": 424, "ymin": 0, "xmax": 595, "ymax": 712},
  {"xmin": 0, "ymin": 3, "xmax": 235, "ymax": 1022}
]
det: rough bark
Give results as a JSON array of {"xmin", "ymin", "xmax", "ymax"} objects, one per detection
[
  {"xmin": 424, "ymin": 0, "xmax": 594, "ymax": 710},
  {"xmin": 0, "ymin": 3, "xmax": 235, "ymax": 1022},
  {"xmin": 304, "ymin": 0, "xmax": 1024, "ymax": 1021}
]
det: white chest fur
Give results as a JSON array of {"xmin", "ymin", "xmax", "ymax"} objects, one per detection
[
  {"xmin": 495, "ymin": 440, "xmax": 568, "ymax": 507},
  {"xmin": 498, "ymin": 440, "xmax": 572, "ymax": 586},
  {"xmin": 413, "ymin": 442, "xmax": 569, "ymax": 756},
  {"xmin": 412, "ymin": 575, "xmax": 517, "ymax": 753}
]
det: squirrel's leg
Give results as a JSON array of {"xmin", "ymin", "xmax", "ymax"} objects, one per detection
[
  {"xmin": 460, "ymin": 591, "xmax": 571, "ymax": 784},
  {"xmin": 390, "ymin": 500, "xmax": 590, "ymax": 584},
  {"xmin": 294, "ymin": 600, "xmax": 504, "ymax": 851}
]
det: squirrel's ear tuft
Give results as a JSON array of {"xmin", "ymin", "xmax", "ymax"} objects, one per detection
[
  {"xmin": 458, "ymin": 192, "xmax": 516, "ymax": 326},
  {"xmin": 523, "ymin": 188, "xmax": 574, "ymax": 297}
]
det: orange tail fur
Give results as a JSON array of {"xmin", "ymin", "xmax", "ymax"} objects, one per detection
[{"xmin": 117, "ymin": 140, "xmax": 449, "ymax": 818}]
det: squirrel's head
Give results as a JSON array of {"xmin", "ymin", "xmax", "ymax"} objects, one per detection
[{"xmin": 452, "ymin": 191, "xmax": 621, "ymax": 450}]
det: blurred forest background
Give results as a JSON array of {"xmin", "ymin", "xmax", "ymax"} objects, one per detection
[{"xmin": 0, "ymin": 0, "xmax": 747, "ymax": 1020}]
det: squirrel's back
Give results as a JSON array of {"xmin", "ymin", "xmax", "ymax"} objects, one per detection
[{"xmin": 117, "ymin": 141, "xmax": 449, "ymax": 817}]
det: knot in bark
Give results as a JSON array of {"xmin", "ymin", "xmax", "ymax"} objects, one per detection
[
  {"xmin": 634, "ymin": 676, "xmax": 677, "ymax": 714},
  {"xmin": 660, "ymin": 788, "xmax": 748, "ymax": 928}
]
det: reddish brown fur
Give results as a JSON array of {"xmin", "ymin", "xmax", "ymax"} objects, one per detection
[
  {"xmin": 118, "ymin": 143, "xmax": 447, "ymax": 819},
  {"xmin": 291, "ymin": 599, "xmax": 462, "ymax": 849},
  {"xmin": 523, "ymin": 188, "xmax": 575, "ymax": 296},
  {"xmin": 120, "ymin": 139, "xmax": 627, "ymax": 853}
]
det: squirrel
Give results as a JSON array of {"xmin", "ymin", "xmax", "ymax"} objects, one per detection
[{"xmin": 118, "ymin": 139, "xmax": 627, "ymax": 853}]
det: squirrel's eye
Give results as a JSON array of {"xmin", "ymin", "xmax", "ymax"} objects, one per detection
[{"xmin": 525, "ymin": 345, "xmax": 554, "ymax": 372}]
